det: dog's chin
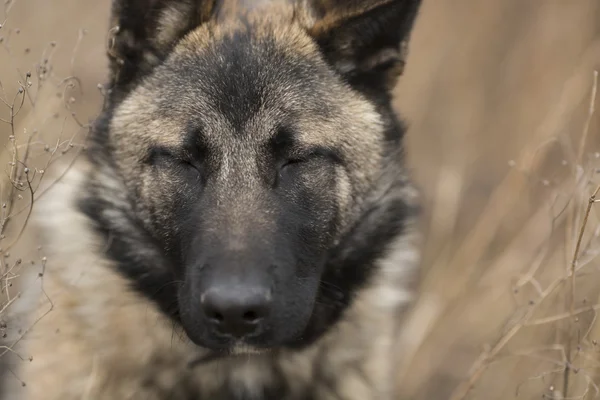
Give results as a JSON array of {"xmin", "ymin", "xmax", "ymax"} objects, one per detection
[
  {"xmin": 187, "ymin": 343, "xmax": 273, "ymax": 369},
  {"xmin": 200, "ymin": 338, "xmax": 281, "ymax": 355},
  {"xmin": 228, "ymin": 343, "xmax": 272, "ymax": 356}
]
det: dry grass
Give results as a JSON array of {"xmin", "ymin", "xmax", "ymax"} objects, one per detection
[
  {"xmin": 1, "ymin": 1, "xmax": 600, "ymax": 399},
  {"xmin": 0, "ymin": 0, "xmax": 106, "ymax": 390},
  {"xmin": 394, "ymin": 1, "xmax": 600, "ymax": 398}
]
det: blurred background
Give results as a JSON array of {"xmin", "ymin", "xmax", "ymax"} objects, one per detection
[{"xmin": 1, "ymin": 1, "xmax": 600, "ymax": 399}]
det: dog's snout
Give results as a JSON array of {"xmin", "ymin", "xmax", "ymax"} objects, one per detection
[{"xmin": 201, "ymin": 286, "xmax": 271, "ymax": 338}]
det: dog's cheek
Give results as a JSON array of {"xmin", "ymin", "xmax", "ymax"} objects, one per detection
[
  {"xmin": 303, "ymin": 164, "xmax": 343, "ymax": 243},
  {"xmin": 138, "ymin": 169, "xmax": 186, "ymax": 250}
]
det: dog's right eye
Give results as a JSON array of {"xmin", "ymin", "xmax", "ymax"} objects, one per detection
[
  {"xmin": 280, "ymin": 158, "xmax": 308, "ymax": 171},
  {"xmin": 148, "ymin": 148, "xmax": 204, "ymax": 182}
]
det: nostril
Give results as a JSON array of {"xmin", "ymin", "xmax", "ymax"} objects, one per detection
[
  {"xmin": 210, "ymin": 311, "xmax": 224, "ymax": 323},
  {"xmin": 200, "ymin": 287, "xmax": 271, "ymax": 338},
  {"xmin": 242, "ymin": 310, "xmax": 259, "ymax": 323}
]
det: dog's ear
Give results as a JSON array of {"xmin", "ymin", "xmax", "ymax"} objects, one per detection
[
  {"xmin": 107, "ymin": 0, "xmax": 216, "ymax": 97},
  {"xmin": 298, "ymin": 0, "xmax": 422, "ymax": 92}
]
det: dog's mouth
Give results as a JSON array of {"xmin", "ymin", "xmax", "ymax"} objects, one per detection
[{"xmin": 187, "ymin": 344, "xmax": 271, "ymax": 369}]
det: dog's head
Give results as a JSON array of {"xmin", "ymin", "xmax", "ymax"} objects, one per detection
[{"xmin": 82, "ymin": 0, "xmax": 422, "ymax": 352}]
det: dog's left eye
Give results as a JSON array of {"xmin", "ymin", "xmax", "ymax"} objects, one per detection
[
  {"xmin": 274, "ymin": 157, "xmax": 310, "ymax": 188},
  {"xmin": 149, "ymin": 147, "xmax": 204, "ymax": 181},
  {"xmin": 280, "ymin": 158, "xmax": 308, "ymax": 171},
  {"xmin": 177, "ymin": 159, "xmax": 204, "ymax": 180}
]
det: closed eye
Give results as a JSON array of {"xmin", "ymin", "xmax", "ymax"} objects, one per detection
[
  {"xmin": 280, "ymin": 157, "xmax": 308, "ymax": 170},
  {"xmin": 271, "ymin": 126, "xmax": 343, "ymax": 168},
  {"xmin": 180, "ymin": 158, "xmax": 202, "ymax": 172},
  {"xmin": 280, "ymin": 147, "xmax": 342, "ymax": 169},
  {"xmin": 148, "ymin": 146, "xmax": 204, "ymax": 176}
]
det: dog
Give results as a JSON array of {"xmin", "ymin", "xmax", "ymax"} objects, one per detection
[{"xmin": 2, "ymin": 0, "xmax": 423, "ymax": 398}]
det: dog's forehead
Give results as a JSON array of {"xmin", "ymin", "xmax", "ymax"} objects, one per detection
[
  {"xmin": 113, "ymin": 14, "xmax": 380, "ymax": 155},
  {"xmin": 150, "ymin": 27, "xmax": 339, "ymax": 143},
  {"xmin": 215, "ymin": 0, "xmax": 295, "ymax": 22}
]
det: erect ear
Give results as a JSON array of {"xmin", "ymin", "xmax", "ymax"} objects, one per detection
[
  {"xmin": 106, "ymin": 0, "xmax": 216, "ymax": 97},
  {"xmin": 298, "ymin": 0, "xmax": 422, "ymax": 92}
]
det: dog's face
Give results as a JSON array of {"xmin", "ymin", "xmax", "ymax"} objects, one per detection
[{"xmin": 84, "ymin": 0, "xmax": 421, "ymax": 352}]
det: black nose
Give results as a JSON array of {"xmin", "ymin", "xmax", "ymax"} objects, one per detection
[{"xmin": 201, "ymin": 286, "xmax": 271, "ymax": 338}]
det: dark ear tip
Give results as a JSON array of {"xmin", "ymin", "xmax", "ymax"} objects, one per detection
[
  {"xmin": 303, "ymin": 0, "xmax": 421, "ymax": 90},
  {"xmin": 106, "ymin": 0, "xmax": 218, "ymax": 98}
]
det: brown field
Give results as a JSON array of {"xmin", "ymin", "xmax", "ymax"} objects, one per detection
[{"xmin": 1, "ymin": 1, "xmax": 600, "ymax": 399}]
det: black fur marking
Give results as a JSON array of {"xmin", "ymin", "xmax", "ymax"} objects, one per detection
[
  {"xmin": 289, "ymin": 176, "xmax": 419, "ymax": 348},
  {"xmin": 78, "ymin": 194, "xmax": 183, "ymax": 320}
]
